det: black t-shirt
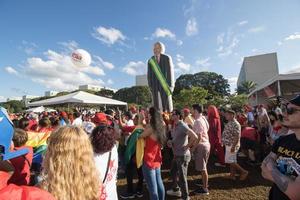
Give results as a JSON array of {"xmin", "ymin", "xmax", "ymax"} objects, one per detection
[{"xmin": 269, "ymin": 133, "xmax": 300, "ymax": 200}]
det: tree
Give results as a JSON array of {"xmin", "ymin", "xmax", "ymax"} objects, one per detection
[
  {"xmin": 227, "ymin": 94, "xmax": 248, "ymax": 111},
  {"xmin": 1, "ymin": 100, "xmax": 25, "ymax": 113},
  {"xmin": 236, "ymin": 81, "xmax": 257, "ymax": 95},
  {"xmin": 95, "ymin": 89, "xmax": 115, "ymax": 98},
  {"xmin": 174, "ymin": 71, "xmax": 230, "ymax": 97},
  {"xmin": 113, "ymin": 86, "xmax": 152, "ymax": 107},
  {"xmin": 173, "ymin": 87, "xmax": 208, "ymax": 109}
]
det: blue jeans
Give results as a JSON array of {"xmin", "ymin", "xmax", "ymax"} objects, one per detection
[{"xmin": 142, "ymin": 164, "xmax": 165, "ymax": 200}]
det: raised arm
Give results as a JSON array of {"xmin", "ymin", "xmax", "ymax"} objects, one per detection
[{"xmin": 261, "ymin": 152, "xmax": 300, "ymax": 199}]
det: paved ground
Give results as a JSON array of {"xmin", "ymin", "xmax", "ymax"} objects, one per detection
[{"xmin": 117, "ymin": 153, "xmax": 272, "ymax": 200}]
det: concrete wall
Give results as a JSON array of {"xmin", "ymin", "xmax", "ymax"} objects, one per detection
[
  {"xmin": 135, "ymin": 74, "xmax": 148, "ymax": 86},
  {"xmin": 238, "ymin": 53, "xmax": 279, "ymax": 87}
]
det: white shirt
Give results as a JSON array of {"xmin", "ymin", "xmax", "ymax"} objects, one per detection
[
  {"xmin": 94, "ymin": 145, "xmax": 118, "ymax": 200},
  {"xmin": 124, "ymin": 119, "xmax": 134, "ymax": 145},
  {"xmin": 72, "ymin": 117, "xmax": 83, "ymax": 126}
]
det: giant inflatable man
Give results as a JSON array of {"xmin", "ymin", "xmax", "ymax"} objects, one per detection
[{"xmin": 147, "ymin": 42, "xmax": 174, "ymax": 112}]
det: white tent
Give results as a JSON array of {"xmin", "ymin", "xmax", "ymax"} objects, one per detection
[
  {"xmin": 27, "ymin": 91, "xmax": 127, "ymax": 107},
  {"xmin": 25, "ymin": 106, "xmax": 56, "ymax": 113}
]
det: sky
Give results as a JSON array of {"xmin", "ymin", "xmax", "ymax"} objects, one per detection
[{"xmin": 1, "ymin": 0, "xmax": 300, "ymax": 101}]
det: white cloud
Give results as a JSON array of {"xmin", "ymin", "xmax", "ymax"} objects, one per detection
[
  {"xmin": 148, "ymin": 28, "xmax": 182, "ymax": 46},
  {"xmin": 176, "ymin": 54, "xmax": 184, "ymax": 62},
  {"xmin": 122, "ymin": 61, "xmax": 146, "ymax": 76},
  {"xmin": 186, "ymin": 18, "xmax": 198, "ymax": 36},
  {"xmin": 277, "ymin": 41, "xmax": 283, "ymax": 46},
  {"xmin": 227, "ymin": 77, "xmax": 238, "ymax": 93},
  {"xmin": 92, "ymin": 26, "xmax": 126, "ymax": 45},
  {"xmin": 7, "ymin": 48, "xmax": 106, "ymax": 91},
  {"xmin": 283, "ymin": 63, "xmax": 300, "ymax": 74},
  {"xmin": 0, "ymin": 96, "xmax": 6, "ymax": 102},
  {"xmin": 93, "ymin": 56, "xmax": 115, "ymax": 70},
  {"xmin": 248, "ymin": 26, "xmax": 265, "ymax": 33},
  {"xmin": 217, "ymin": 33, "xmax": 225, "ymax": 45},
  {"xmin": 284, "ymin": 33, "xmax": 300, "ymax": 41},
  {"xmin": 238, "ymin": 20, "xmax": 248, "ymax": 26},
  {"xmin": 5, "ymin": 66, "xmax": 19, "ymax": 75},
  {"xmin": 107, "ymin": 79, "xmax": 114, "ymax": 85},
  {"xmin": 152, "ymin": 28, "xmax": 176, "ymax": 39},
  {"xmin": 196, "ymin": 57, "xmax": 211, "ymax": 68},
  {"xmin": 174, "ymin": 54, "xmax": 191, "ymax": 72},
  {"xmin": 177, "ymin": 62, "xmax": 191, "ymax": 72},
  {"xmin": 177, "ymin": 40, "xmax": 183, "ymax": 46},
  {"xmin": 218, "ymin": 37, "xmax": 239, "ymax": 57},
  {"xmin": 18, "ymin": 40, "xmax": 38, "ymax": 55},
  {"xmin": 58, "ymin": 40, "xmax": 79, "ymax": 51}
]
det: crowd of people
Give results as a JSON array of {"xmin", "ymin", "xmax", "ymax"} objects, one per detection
[{"xmin": 1, "ymin": 95, "xmax": 300, "ymax": 200}]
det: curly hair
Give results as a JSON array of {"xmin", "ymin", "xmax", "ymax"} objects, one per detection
[
  {"xmin": 90, "ymin": 125, "xmax": 116, "ymax": 154},
  {"xmin": 149, "ymin": 107, "xmax": 166, "ymax": 145},
  {"xmin": 41, "ymin": 126, "xmax": 100, "ymax": 200}
]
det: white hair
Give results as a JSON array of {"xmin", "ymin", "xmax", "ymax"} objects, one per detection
[{"xmin": 154, "ymin": 42, "xmax": 165, "ymax": 54}]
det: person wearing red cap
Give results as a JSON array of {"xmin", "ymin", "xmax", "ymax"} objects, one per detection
[
  {"xmin": 261, "ymin": 95, "xmax": 300, "ymax": 200},
  {"xmin": 93, "ymin": 112, "xmax": 108, "ymax": 126},
  {"xmin": 59, "ymin": 111, "xmax": 69, "ymax": 126}
]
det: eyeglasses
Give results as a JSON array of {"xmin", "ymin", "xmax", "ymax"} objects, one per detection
[{"xmin": 281, "ymin": 104, "xmax": 300, "ymax": 115}]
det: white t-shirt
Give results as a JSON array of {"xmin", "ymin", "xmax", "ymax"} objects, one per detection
[
  {"xmin": 124, "ymin": 119, "xmax": 134, "ymax": 145},
  {"xmin": 94, "ymin": 145, "xmax": 118, "ymax": 200},
  {"xmin": 72, "ymin": 117, "xmax": 83, "ymax": 126},
  {"xmin": 82, "ymin": 121, "xmax": 96, "ymax": 134}
]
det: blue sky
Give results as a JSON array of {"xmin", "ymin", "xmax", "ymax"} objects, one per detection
[{"xmin": 1, "ymin": 0, "xmax": 300, "ymax": 101}]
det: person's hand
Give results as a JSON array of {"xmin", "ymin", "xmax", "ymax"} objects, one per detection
[
  {"xmin": 261, "ymin": 159, "xmax": 276, "ymax": 182},
  {"xmin": 167, "ymin": 140, "xmax": 172, "ymax": 148},
  {"xmin": 230, "ymin": 146, "xmax": 236, "ymax": 153}
]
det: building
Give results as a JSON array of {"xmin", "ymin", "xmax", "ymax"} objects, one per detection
[
  {"xmin": 79, "ymin": 84, "xmax": 102, "ymax": 92},
  {"xmin": 237, "ymin": 53, "xmax": 279, "ymax": 87},
  {"xmin": 45, "ymin": 91, "xmax": 58, "ymax": 97},
  {"xmin": 248, "ymin": 73, "xmax": 300, "ymax": 105},
  {"xmin": 22, "ymin": 95, "xmax": 40, "ymax": 107},
  {"xmin": 135, "ymin": 74, "xmax": 148, "ymax": 86},
  {"xmin": 6, "ymin": 97, "xmax": 22, "ymax": 101}
]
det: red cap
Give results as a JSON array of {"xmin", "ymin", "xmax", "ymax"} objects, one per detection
[
  {"xmin": 92, "ymin": 113, "xmax": 108, "ymax": 125},
  {"xmin": 183, "ymin": 108, "xmax": 190, "ymax": 113},
  {"xmin": 60, "ymin": 111, "xmax": 68, "ymax": 118}
]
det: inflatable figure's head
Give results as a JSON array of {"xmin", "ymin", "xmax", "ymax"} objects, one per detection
[{"xmin": 0, "ymin": 107, "xmax": 28, "ymax": 161}]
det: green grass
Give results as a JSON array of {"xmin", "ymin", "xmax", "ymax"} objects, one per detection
[{"xmin": 117, "ymin": 154, "xmax": 272, "ymax": 200}]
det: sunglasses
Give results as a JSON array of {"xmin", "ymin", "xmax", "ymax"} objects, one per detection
[{"xmin": 281, "ymin": 104, "xmax": 300, "ymax": 115}]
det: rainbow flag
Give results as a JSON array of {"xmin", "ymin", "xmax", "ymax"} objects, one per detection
[{"xmin": 26, "ymin": 131, "xmax": 51, "ymax": 165}]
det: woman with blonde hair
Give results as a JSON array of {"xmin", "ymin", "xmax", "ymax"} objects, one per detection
[{"xmin": 40, "ymin": 126, "xmax": 101, "ymax": 200}]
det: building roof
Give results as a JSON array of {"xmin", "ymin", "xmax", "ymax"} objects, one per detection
[{"xmin": 248, "ymin": 73, "xmax": 300, "ymax": 96}]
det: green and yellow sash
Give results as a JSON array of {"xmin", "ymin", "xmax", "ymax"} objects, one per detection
[{"xmin": 149, "ymin": 57, "xmax": 172, "ymax": 96}]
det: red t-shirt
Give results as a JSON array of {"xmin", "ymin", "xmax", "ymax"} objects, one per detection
[
  {"xmin": 8, "ymin": 146, "xmax": 33, "ymax": 186},
  {"xmin": 0, "ymin": 172, "xmax": 55, "ymax": 200},
  {"xmin": 143, "ymin": 137, "xmax": 162, "ymax": 169},
  {"xmin": 241, "ymin": 127, "xmax": 258, "ymax": 141}
]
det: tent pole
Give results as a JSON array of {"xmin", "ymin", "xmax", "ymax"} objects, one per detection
[
  {"xmin": 277, "ymin": 80, "xmax": 281, "ymax": 96},
  {"xmin": 256, "ymin": 91, "xmax": 258, "ymax": 105}
]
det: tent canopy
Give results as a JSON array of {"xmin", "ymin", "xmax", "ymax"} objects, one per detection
[
  {"xmin": 25, "ymin": 106, "xmax": 56, "ymax": 113},
  {"xmin": 27, "ymin": 91, "xmax": 127, "ymax": 107}
]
